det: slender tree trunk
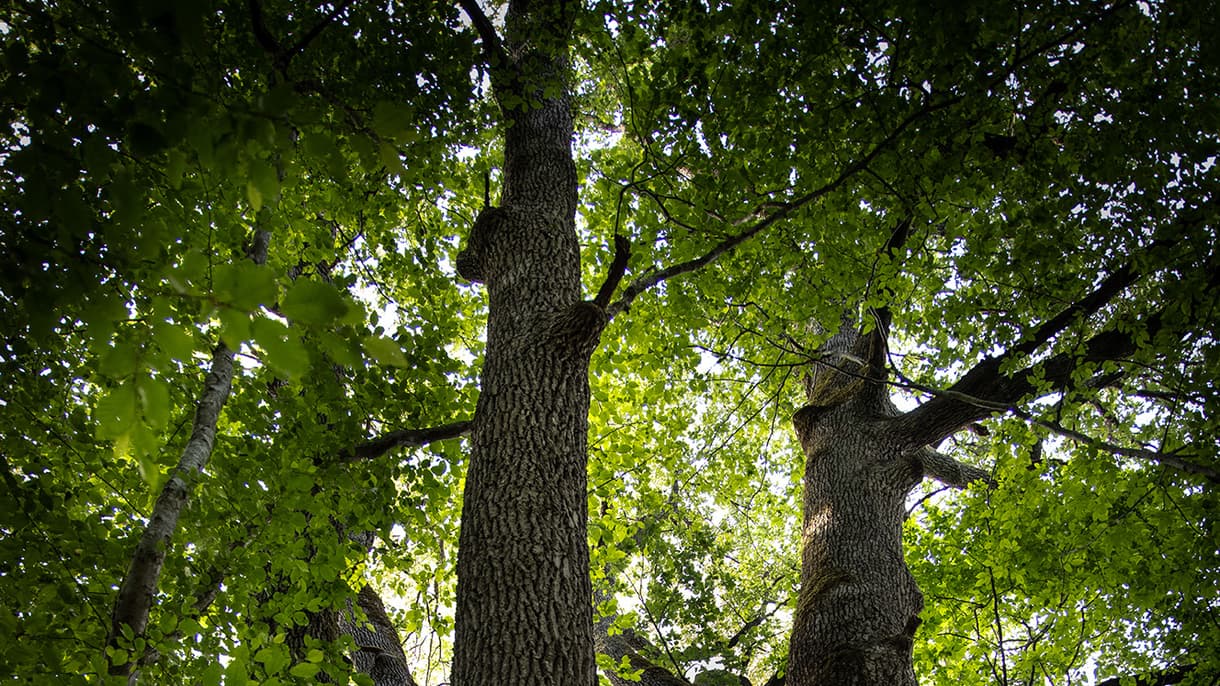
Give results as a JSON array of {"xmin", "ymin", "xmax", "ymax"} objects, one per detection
[
  {"xmin": 106, "ymin": 229, "xmax": 271, "ymax": 677},
  {"xmin": 451, "ymin": 1, "xmax": 599, "ymax": 684},
  {"xmin": 785, "ymin": 326, "xmax": 924, "ymax": 686}
]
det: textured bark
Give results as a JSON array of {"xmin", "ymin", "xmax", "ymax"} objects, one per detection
[
  {"xmin": 596, "ymin": 628, "xmax": 692, "ymax": 686},
  {"xmin": 341, "ymin": 585, "xmax": 419, "ymax": 686},
  {"xmin": 786, "ymin": 325, "xmax": 924, "ymax": 686},
  {"xmin": 107, "ymin": 229, "xmax": 271, "ymax": 677},
  {"xmin": 451, "ymin": 1, "xmax": 599, "ymax": 684}
]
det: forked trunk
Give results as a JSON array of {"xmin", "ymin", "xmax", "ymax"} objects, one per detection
[{"xmin": 785, "ymin": 326, "xmax": 924, "ymax": 686}]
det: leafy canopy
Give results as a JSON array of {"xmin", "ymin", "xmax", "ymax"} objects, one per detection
[{"xmin": 1, "ymin": 0, "xmax": 1217, "ymax": 684}]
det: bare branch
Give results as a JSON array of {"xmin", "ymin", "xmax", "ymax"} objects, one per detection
[
  {"xmin": 917, "ymin": 447, "xmax": 996, "ymax": 489},
  {"xmin": 1017, "ymin": 411, "xmax": 1220, "ymax": 484},
  {"xmin": 344, "ymin": 420, "xmax": 473, "ymax": 461},
  {"xmin": 594, "ymin": 234, "xmax": 631, "ymax": 308}
]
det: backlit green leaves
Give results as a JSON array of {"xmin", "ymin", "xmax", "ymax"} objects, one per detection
[
  {"xmin": 280, "ymin": 280, "xmax": 351, "ymax": 326},
  {"xmin": 361, "ymin": 334, "xmax": 410, "ymax": 367}
]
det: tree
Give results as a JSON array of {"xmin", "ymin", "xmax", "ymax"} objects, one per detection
[{"xmin": 1, "ymin": 0, "xmax": 1217, "ymax": 685}]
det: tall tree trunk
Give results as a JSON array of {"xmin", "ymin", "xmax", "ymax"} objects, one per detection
[
  {"xmin": 785, "ymin": 325, "xmax": 924, "ymax": 686},
  {"xmin": 452, "ymin": 1, "xmax": 599, "ymax": 684}
]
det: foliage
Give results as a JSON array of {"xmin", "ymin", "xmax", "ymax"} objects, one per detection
[{"xmin": 2, "ymin": 0, "xmax": 1217, "ymax": 684}]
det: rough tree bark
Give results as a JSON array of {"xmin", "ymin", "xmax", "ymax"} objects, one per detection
[
  {"xmin": 340, "ymin": 585, "xmax": 420, "ymax": 686},
  {"xmin": 786, "ymin": 323, "xmax": 927, "ymax": 686},
  {"xmin": 781, "ymin": 245, "xmax": 1198, "ymax": 685},
  {"xmin": 451, "ymin": 0, "xmax": 601, "ymax": 684}
]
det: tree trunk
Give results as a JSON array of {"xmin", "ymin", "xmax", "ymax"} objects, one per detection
[
  {"xmin": 341, "ymin": 585, "xmax": 419, "ymax": 686},
  {"xmin": 451, "ymin": 1, "xmax": 599, "ymax": 684},
  {"xmin": 785, "ymin": 325, "xmax": 924, "ymax": 686}
]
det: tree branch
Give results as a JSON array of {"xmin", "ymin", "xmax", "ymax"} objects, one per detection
[
  {"xmin": 284, "ymin": 0, "xmax": 357, "ymax": 64},
  {"xmin": 1016, "ymin": 410, "xmax": 1220, "ymax": 484},
  {"xmin": 886, "ymin": 245, "xmax": 1160, "ymax": 451},
  {"xmin": 457, "ymin": 0, "xmax": 506, "ymax": 68},
  {"xmin": 594, "ymin": 234, "xmax": 631, "ymax": 308},
  {"xmin": 343, "ymin": 420, "xmax": 473, "ymax": 461},
  {"xmin": 917, "ymin": 447, "xmax": 996, "ymax": 489},
  {"xmin": 890, "ymin": 312, "xmax": 1163, "ymax": 450},
  {"xmin": 606, "ymin": 94, "xmax": 963, "ymax": 321},
  {"xmin": 247, "ymin": 0, "xmax": 283, "ymax": 57},
  {"xmin": 1095, "ymin": 664, "xmax": 1196, "ymax": 686}
]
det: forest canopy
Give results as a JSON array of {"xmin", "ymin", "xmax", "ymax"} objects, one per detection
[{"xmin": 1, "ymin": 0, "xmax": 1217, "ymax": 685}]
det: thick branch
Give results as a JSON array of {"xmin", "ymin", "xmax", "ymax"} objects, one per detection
[
  {"xmin": 917, "ymin": 447, "xmax": 996, "ymax": 489},
  {"xmin": 594, "ymin": 234, "xmax": 631, "ymax": 308},
  {"xmin": 1010, "ymin": 260, "xmax": 1142, "ymax": 361},
  {"xmin": 887, "ymin": 248, "xmax": 1157, "ymax": 450},
  {"xmin": 596, "ymin": 629, "xmax": 692, "ymax": 686},
  {"xmin": 342, "ymin": 585, "xmax": 420, "ymax": 686},
  {"xmin": 891, "ymin": 313, "xmax": 1161, "ymax": 450},
  {"xmin": 457, "ymin": 0, "xmax": 506, "ymax": 69},
  {"xmin": 344, "ymin": 420, "xmax": 472, "ymax": 461},
  {"xmin": 247, "ymin": 0, "xmax": 282, "ymax": 57}
]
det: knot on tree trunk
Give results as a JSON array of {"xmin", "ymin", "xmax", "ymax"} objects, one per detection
[
  {"xmin": 455, "ymin": 206, "xmax": 507, "ymax": 283},
  {"xmin": 543, "ymin": 300, "xmax": 608, "ymax": 357}
]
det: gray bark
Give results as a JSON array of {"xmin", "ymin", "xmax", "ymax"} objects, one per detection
[
  {"xmin": 341, "ymin": 585, "xmax": 419, "ymax": 686},
  {"xmin": 106, "ymin": 229, "xmax": 271, "ymax": 677},
  {"xmin": 786, "ymin": 325, "xmax": 924, "ymax": 686},
  {"xmin": 451, "ymin": 1, "xmax": 599, "ymax": 685}
]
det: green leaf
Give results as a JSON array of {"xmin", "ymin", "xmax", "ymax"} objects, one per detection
[
  {"xmin": 100, "ymin": 341, "xmax": 141, "ymax": 378},
  {"xmin": 252, "ymin": 316, "xmax": 311, "ymax": 378},
  {"xmin": 165, "ymin": 148, "xmax": 187, "ymax": 189},
  {"xmin": 248, "ymin": 158, "xmax": 280, "ymax": 209},
  {"xmin": 137, "ymin": 376, "xmax": 171, "ymax": 430},
  {"xmin": 371, "ymin": 101, "xmax": 415, "ymax": 141},
  {"xmin": 288, "ymin": 663, "xmax": 321, "ymax": 679},
  {"xmin": 153, "ymin": 321, "xmax": 197, "ymax": 362},
  {"xmin": 214, "ymin": 263, "xmax": 278, "ymax": 311},
  {"xmin": 254, "ymin": 644, "xmax": 290, "ymax": 675},
  {"xmin": 280, "ymin": 280, "xmax": 350, "ymax": 326},
  {"xmin": 95, "ymin": 383, "xmax": 138, "ymax": 440},
  {"xmin": 362, "ymin": 335, "xmax": 409, "ymax": 367},
  {"xmin": 219, "ymin": 308, "xmax": 252, "ymax": 349}
]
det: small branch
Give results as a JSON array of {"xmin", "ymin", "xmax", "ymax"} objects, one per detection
[
  {"xmin": 343, "ymin": 420, "xmax": 473, "ymax": 461},
  {"xmin": 284, "ymin": 0, "xmax": 357, "ymax": 64},
  {"xmin": 1016, "ymin": 411, "xmax": 1220, "ymax": 484},
  {"xmin": 593, "ymin": 234, "xmax": 631, "ymax": 308},
  {"xmin": 918, "ymin": 447, "xmax": 996, "ymax": 489},
  {"xmin": 1095, "ymin": 664, "xmax": 1195, "ymax": 686},
  {"xmin": 606, "ymin": 93, "xmax": 963, "ymax": 321}
]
